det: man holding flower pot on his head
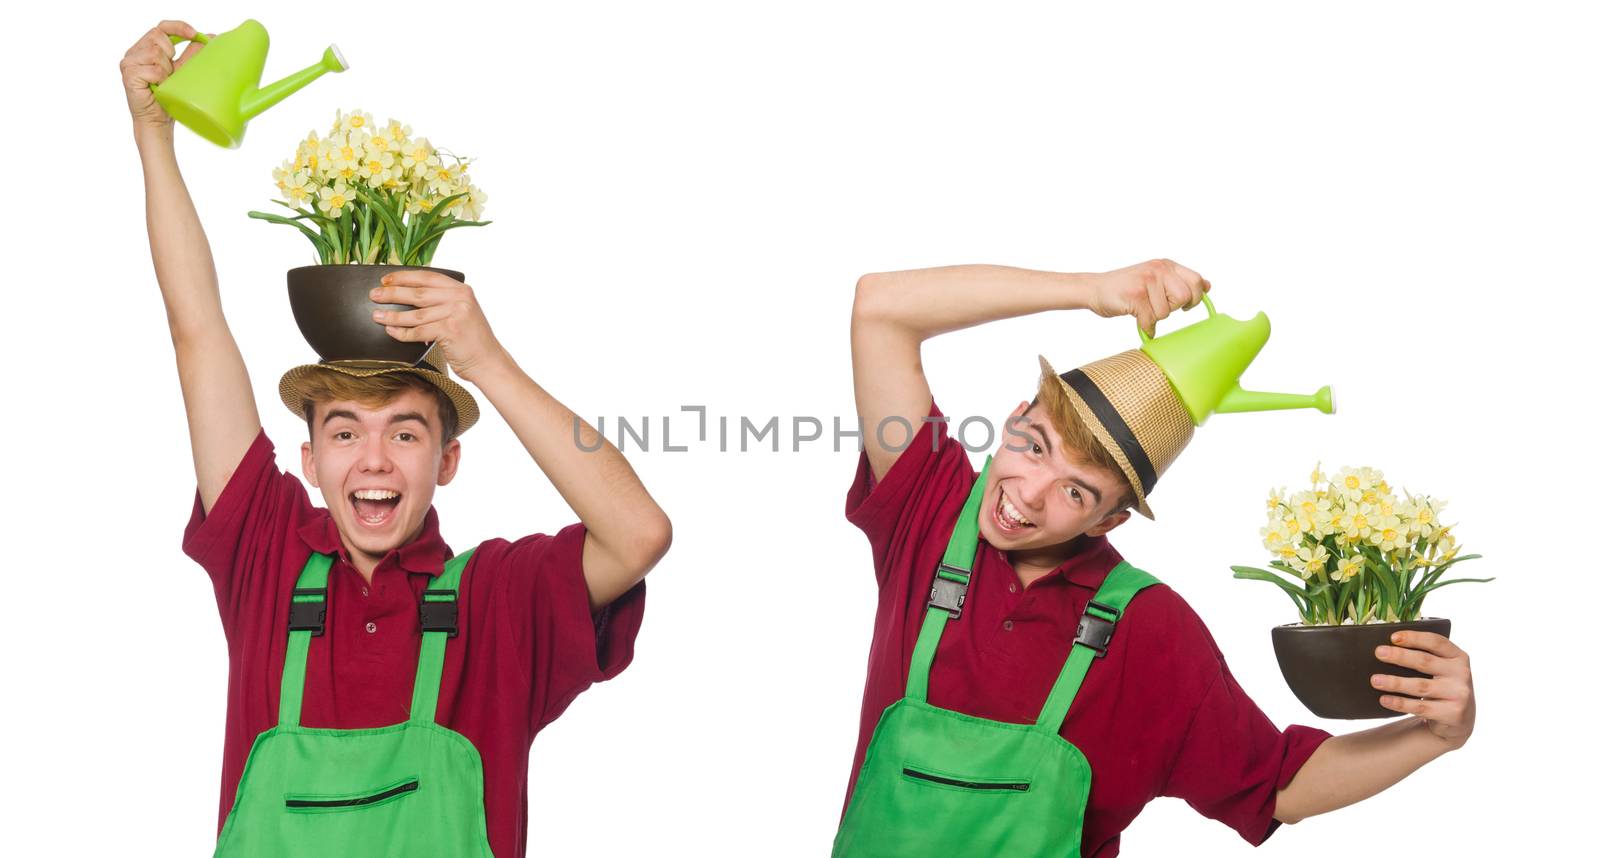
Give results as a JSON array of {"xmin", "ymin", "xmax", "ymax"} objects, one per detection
[
  {"xmin": 124, "ymin": 20, "xmax": 670, "ymax": 857},
  {"xmin": 834, "ymin": 261, "xmax": 1478, "ymax": 855}
]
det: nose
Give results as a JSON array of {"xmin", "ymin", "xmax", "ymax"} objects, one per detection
[
  {"xmin": 1016, "ymin": 470, "xmax": 1051, "ymax": 511},
  {"xmin": 357, "ymin": 433, "xmax": 395, "ymax": 472}
]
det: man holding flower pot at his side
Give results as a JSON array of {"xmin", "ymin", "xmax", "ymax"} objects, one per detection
[{"xmin": 124, "ymin": 20, "xmax": 670, "ymax": 857}]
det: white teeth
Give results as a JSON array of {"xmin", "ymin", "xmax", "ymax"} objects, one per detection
[
  {"xmin": 999, "ymin": 491, "xmax": 1034, "ymax": 527},
  {"xmin": 353, "ymin": 489, "xmax": 400, "ymax": 500}
]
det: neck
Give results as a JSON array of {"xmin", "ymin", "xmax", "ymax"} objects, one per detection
[{"xmin": 1007, "ymin": 533, "xmax": 1088, "ymax": 587}]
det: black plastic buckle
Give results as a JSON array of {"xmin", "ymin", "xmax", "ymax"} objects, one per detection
[
  {"xmin": 288, "ymin": 588, "xmax": 327, "ymax": 636},
  {"xmin": 419, "ymin": 589, "xmax": 458, "ymax": 637},
  {"xmin": 927, "ymin": 563, "xmax": 971, "ymax": 618},
  {"xmin": 1074, "ymin": 600, "xmax": 1121, "ymax": 658}
]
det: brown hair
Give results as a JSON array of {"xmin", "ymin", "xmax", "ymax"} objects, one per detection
[
  {"xmin": 1031, "ymin": 375, "xmax": 1137, "ymax": 514},
  {"xmin": 299, "ymin": 367, "xmax": 460, "ymax": 445}
]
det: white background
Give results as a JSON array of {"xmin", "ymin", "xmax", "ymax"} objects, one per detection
[{"xmin": 6, "ymin": 1, "xmax": 1595, "ymax": 854}]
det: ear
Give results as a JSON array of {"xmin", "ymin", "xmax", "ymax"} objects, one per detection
[
  {"xmin": 436, "ymin": 438, "xmax": 462, "ymax": 487},
  {"xmin": 1084, "ymin": 508, "xmax": 1131, "ymax": 537},
  {"xmin": 1010, "ymin": 400, "xmax": 1029, "ymax": 420},
  {"xmin": 300, "ymin": 441, "xmax": 318, "ymax": 488}
]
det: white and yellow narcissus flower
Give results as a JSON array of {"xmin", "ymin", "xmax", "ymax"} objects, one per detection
[
  {"xmin": 336, "ymin": 108, "xmax": 375, "ymax": 135},
  {"xmin": 382, "ymin": 118, "xmax": 412, "ymax": 146},
  {"xmin": 404, "ymin": 194, "xmax": 439, "ymax": 216},
  {"xmin": 401, "ymin": 138, "xmax": 436, "ymax": 178},
  {"xmin": 317, "ymin": 181, "xmax": 353, "ymax": 218},
  {"xmin": 1291, "ymin": 543, "xmax": 1330, "ymax": 579},
  {"xmin": 1368, "ymin": 512, "xmax": 1406, "ymax": 552},
  {"xmin": 324, "ymin": 131, "xmax": 367, "ymax": 184},
  {"xmin": 1332, "ymin": 555, "xmax": 1364, "ymax": 583},
  {"xmin": 279, "ymin": 171, "xmax": 315, "ymax": 207},
  {"xmin": 1291, "ymin": 490, "xmax": 1332, "ymax": 537},
  {"xmin": 460, "ymin": 184, "xmax": 488, "ymax": 221},
  {"xmin": 358, "ymin": 149, "xmax": 397, "ymax": 187},
  {"xmin": 1260, "ymin": 515, "xmax": 1292, "ymax": 554},
  {"xmin": 424, "ymin": 158, "xmax": 462, "ymax": 196}
]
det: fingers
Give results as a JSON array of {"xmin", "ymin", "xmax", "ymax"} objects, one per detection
[
  {"xmin": 383, "ymin": 322, "xmax": 442, "ymax": 343},
  {"xmin": 373, "ymin": 304, "xmax": 450, "ymax": 327},
  {"xmin": 372, "ymin": 284, "xmax": 446, "ymax": 307},
  {"xmin": 1376, "ymin": 693, "xmax": 1441, "ymax": 718},
  {"xmin": 1374, "ymin": 641, "xmax": 1458, "ymax": 677},
  {"xmin": 1130, "ymin": 288, "xmax": 1156, "ymax": 338},
  {"xmin": 1371, "ymin": 672, "xmax": 1440, "ymax": 698},
  {"xmin": 380, "ymin": 270, "xmax": 465, "ymax": 290},
  {"xmin": 122, "ymin": 30, "xmax": 175, "ymax": 85},
  {"xmin": 1162, "ymin": 260, "xmax": 1206, "ymax": 311},
  {"xmin": 1142, "ymin": 269, "xmax": 1167, "ymax": 336},
  {"xmin": 1388, "ymin": 630, "xmax": 1466, "ymax": 661},
  {"xmin": 155, "ymin": 20, "xmax": 199, "ymax": 40}
]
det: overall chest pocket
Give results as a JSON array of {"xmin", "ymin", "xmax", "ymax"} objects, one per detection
[
  {"xmin": 284, "ymin": 776, "xmax": 420, "ymax": 813},
  {"xmin": 901, "ymin": 766, "xmax": 1031, "ymax": 793}
]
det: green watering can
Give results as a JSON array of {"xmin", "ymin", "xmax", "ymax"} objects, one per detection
[
  {"xmin": 151, "ymin": 19, "xmax": 348, "ymax": 148},
  {"xmin": 1139, "ymin": 294, "xmax": 1335, "ymax": 426}
]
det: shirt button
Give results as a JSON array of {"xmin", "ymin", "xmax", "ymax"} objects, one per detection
[
  {"xmin": 365, "ymin": 621, "xmax": 377, "ymax": 634},
  {"xmin": 361, "ymin": 587, "xmax": 370, "ymax": 597},
  {"xmin": 1009, "ymin": 583, "xmax": 1018, "ymax": 594},
  {"xmin": 1003, "ymin": 620, "xmax": 1014, "ymax": 631}
]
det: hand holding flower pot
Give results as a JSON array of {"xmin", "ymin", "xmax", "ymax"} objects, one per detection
[
  {"xmin": 1232, "ymin": 464, "xmax": 1491, "ymax": 719},
  {"xmin": 368, "ymin": 270, "xmax": 508, "ymax": 385}
]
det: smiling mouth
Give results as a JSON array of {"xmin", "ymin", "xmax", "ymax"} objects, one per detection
[
  {"xmin": 993, "ymin": 487, "xmax": 1036, "ymax": 535},
  {"xmin": 350, "ymin": 490, "xmax": 402, "ymax": 527}
]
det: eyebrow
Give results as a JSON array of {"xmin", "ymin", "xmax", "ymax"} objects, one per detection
[
  {"xmin": 1066, "ymin": 476, "xmax": 1103, "ymax": 506},
  {"xmin": 1021, "ymin": 416, "xmax": 1054, "ymax": 456},
  {"xmin": 1024, "ymin": 416, "xmax": 1103, "ymax": 505},
  {"xmin": 322, "ymin": 409, "xmax": 430, "ymax": 430}
]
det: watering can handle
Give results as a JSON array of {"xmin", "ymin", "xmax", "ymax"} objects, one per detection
[
  {"xmin": 1137, "ymin": 293, "xmax": 1217, "ymax": 344},
  {"xmin": 167, "ymin": 32, "xmax": 211, "ymax": 46}
]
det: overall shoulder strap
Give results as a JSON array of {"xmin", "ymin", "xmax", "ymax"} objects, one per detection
[
  {"xmin": 279, "ymin": 551, "xmax": 333, "ymax": 728},
  {"xmin": 1034, "ymin": 561, "xmax": 1162, "ymax": 733},
  {"xmin": 409, "ymin": 546, "xmax": 477, "ymax": 725},
  {"xmin": 906, "ymin": 456, "xmax": 990, "ymax": 703}
]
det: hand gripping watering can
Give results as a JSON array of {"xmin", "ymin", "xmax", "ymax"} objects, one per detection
[
  {"xmin": 150, "ymin": 19, "xmax": 348, "ymax": 148},
  {"xmin": 1140, "ymin": 294, "xmax": 1335, "ymax": 426}
]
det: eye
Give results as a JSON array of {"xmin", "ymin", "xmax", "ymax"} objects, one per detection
[
  {"xmin": 1031, "ymin": 442, "xmax": 1043, "ymax": 456},
  {"xmin": 396, "ymin": 431, "xmax": 417, "ymax": 442},
  {"xmin": 334, "ymin": 430, "xmax": 354, "ymax": 441},
  {"xmin": 1066, "ymin": 486, "xmax": 1083, "ymax": 504}
]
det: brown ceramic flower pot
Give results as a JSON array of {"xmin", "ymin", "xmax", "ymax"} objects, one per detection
[
  {"xmin": 286, "ymin": 264, "xmax": 464, "ymax": 364},
  {"xmin": 1271, "ymin": 618, "xmax": 1451, "ymax": 719}
]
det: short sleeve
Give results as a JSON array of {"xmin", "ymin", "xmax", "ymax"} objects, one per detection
[
  {"xmin": 182, "ymin": 428, "xmax": 313, "ymax": 629},
  {"xmin": 844, "ymin": 400, "xmax": 975, "ymax": 588},
  {"xmin": 499, "ymin": 521, "xmax": 646, "ymax": 734},
  {"xmin": 1162, "ymin": 658, "xmax": 1334, "ymax": 846}
]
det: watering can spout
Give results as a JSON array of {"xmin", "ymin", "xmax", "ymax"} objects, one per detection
[
  {"xmin": 244, "ymin": 45, "xmax": 349, "ymax": 121},
  {"xmin": 1216, "ymin": 383, "xmax": 1336, "ymax": 415}
]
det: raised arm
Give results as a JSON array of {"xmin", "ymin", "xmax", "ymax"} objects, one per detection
[
  {"xmin": 369, "ymin": 271, "xmax": 672, "ymax": 610},
  {"xmin": 849, "ymin": 260, "xmax": 1210, "ymax": 481},
  {"xmin": 123, "ymin": 21, "xmax": 261, "ymax": 514}
]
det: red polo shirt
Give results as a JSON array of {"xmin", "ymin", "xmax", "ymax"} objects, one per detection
[
  {"xmin": 182, "ymin": 428, "xmax": 646, "ymax": 858},
  {"xmin": 842, "ymin": 400, "xmax": 1331, "ymax": 856}
]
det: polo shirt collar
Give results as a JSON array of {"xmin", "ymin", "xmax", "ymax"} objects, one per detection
[
  {"xmin": 296, "ymin": 504, "xmax": 453, "ymax": 577},
  {"xmin": 988, "ymin": 532, "xmax": 1124, "ymax": 592}
]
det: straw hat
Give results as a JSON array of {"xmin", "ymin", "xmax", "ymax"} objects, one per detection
[
  {"xmin": 1038, "ymin": 350, "xmax": 1195, "ymax": 521},
  {"xmin": 278, "ymin": 343, "xmax": 481, "ymax": 437}
]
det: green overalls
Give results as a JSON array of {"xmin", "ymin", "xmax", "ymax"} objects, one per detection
[
  {"xmin": 833, "ymin": 458, "xmax": 1161, "ymax": 857},
  {"xmin": 213, "ymin": 547, "xmax": 496, "ymax": 857}
]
